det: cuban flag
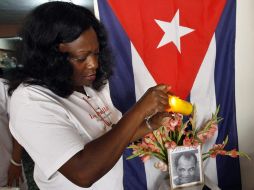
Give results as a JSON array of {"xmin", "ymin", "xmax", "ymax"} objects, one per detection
[{"xmin": 95, "ymin": 0, "xmax": 240, "ymax": 189}]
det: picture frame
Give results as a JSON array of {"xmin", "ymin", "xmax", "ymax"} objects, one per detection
[{"xmin": 167, "ymin": 145, "xmax": 204, "ymax": 189}]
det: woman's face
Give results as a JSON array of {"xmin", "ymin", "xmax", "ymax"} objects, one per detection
[{"xmin": 59, "ymin": 27, "xmax": 99, "ymax": 87}]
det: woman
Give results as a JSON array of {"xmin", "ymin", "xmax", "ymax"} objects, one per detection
[
  {"xmin": 0, "ymin": 77, "xmax": 27, "ymax": 189},
  {"xmin": 7, "ymin": 2, "xmax": 171, "ymax": 189}
]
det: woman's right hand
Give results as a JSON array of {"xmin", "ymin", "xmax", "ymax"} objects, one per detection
[
  {"xmin": 136, "ymin": 84, "xmax": 171, "ymax": 119},
  {"xmin": 58, "ymin": 84, "xmax": 172, "ymax": 187},
  {"xmin": 7, "ymin": 162, "xmax": 23, "ymax": 187}
]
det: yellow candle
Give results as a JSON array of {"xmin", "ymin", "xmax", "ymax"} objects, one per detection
[{"xmin": 166, "ymin": 96, "xmax": 193, "ymax": 115}]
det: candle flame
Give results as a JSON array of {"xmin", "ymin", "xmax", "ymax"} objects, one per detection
[{"xmin": 167, "ymin": 96, "xmax": 193, "ymax": 115}]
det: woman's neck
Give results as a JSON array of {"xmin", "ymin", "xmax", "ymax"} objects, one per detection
[{"xmin": 74, "ymin": 86, "xmax": 87, "ymax": 95}]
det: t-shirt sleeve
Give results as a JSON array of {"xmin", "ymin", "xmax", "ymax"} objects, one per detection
[
  {"xmin": 0, "ymin": 79, "xmax": 8, "ymax": 115},
  {"xmin": 9, "ymin": 98, "xmax": 85, "ymax": 179}
]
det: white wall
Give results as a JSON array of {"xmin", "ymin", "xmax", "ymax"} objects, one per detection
[{"xmin": 236, "ymin": 0, "xmax": 254, "ymax": 189}]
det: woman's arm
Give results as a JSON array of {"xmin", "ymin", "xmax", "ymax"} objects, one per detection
[
  {"xmin": 59, "ymin": 84, "xmax": 170, "ymax": 187},
  {"xmin": 129, "ymin": 111, "xmax": 171, "ymax": 142},
  {"xmin": 7, "ymin": 138, "xmax": 24, "ymax": 187}
]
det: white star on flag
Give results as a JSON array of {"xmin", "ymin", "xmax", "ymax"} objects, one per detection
[{"xmin": 155, "ymin": 10, "xmax": 194, "ymax": 53}]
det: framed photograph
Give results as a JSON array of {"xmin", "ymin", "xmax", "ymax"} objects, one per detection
[{"xmin": 167, "ymin": 145, "xmax": 204, "ymax": 189}]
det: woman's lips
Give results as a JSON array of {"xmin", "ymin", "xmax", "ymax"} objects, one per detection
[{"xmin": 83, "ymin": 74, "xmax": 96, "ymax": 81}]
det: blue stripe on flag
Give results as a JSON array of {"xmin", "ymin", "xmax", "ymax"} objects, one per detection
[
  {"xmin": 215, "ymin": 0, "xmax": 241, "ymax": 189},
  {"xmin": 98, "ymin": 1, "xmax": 147, "ymax": 189}
]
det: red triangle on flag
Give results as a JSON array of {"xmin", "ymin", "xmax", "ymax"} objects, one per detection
[{"xmin": 108, "ymin": 0, "xmax": 226, "ymax": 99}]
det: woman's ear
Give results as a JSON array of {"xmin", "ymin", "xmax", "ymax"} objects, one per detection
[{"xmin": 59, "ymin": 43, "xmax": 67, "ymax": 52}]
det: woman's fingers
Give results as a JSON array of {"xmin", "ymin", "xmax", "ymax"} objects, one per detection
[
  {"xmin": 15, "ymin": 178, "xmax": 19, "ymax": 187},
  {"xmin": 7, "ymin": 164, "xmax": 23, "ymax": 187},
  {"xmin": 136, "ymin": 84, "xmax": 172, "ymax": 119},
  {"xmin": 7, "ymin": 175, "xmax": 14, "ymax": 187},
  {"xmin": 144, "ymin": 84, "xmax": 171, "ymax": 115},
  {"xmin": 154, "ymin": 84, "xmax": 171, "ymax": 93}
]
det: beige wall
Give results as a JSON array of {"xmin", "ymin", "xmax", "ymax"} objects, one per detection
[{"xmin": 236, "ymin": 0, "xmax": 254, "ymax": 189}]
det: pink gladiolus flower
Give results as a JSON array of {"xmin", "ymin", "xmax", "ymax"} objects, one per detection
[
  {"xmin": 164, "ymin": 141, "xmax": 177, "ymax": 149},
  {"xmin": 147, "ymin": 144, "xmax": 160, "ymax": 153},
  {"xmin": 164, "ymin": 118, "xmax": 177, "ymax": 131},
  {"xmin": 163, "ymin": 113, "xmax": 183, "ymax": 131},
  {"xmin": 169, "ymin": 119, "xmax": 178, "ymax": 127},
  {"xmin": 154, "ymin": 161, "xmax": 168, "ymax": 172},
  {"xmin": 167, "ymin": 125, "xmax": 176, "ymax": 131},
  {"xmin": 212, "ymin": 144, "xmax": 224, "ymax": 150},
  {"xmin": 171, "ymin": 141, "xmax": 177, "ymax": 149},
  {"xmin": 164, "ymin": 142, "xmax": 170, "ymax": 149},
  {"xmin": 176, "ymin": 114, "xmax": 183, "ymax": 123},
  {"xmin": 141, "ymin": 155, "xmax": 151, "ymax": 162},
  {"xmin": 192, "ymin": 140, "xmax": 199, "ymax": 148},
  {"xmin": 230, "ymin": 149, "xmax": 239, "ymax": 158},
  {"xmin": 197, "ymin": 134, "xmax": 207, "ymax": 143},
  {"xmin": 210, "ymin": 152, "xmax": 217, "ymax": 158},
  {"xmin": 210, "ymin": 124, "xmax": 218, "ymax": 132},
  {"xmin": 206, "ymin": 132, "xmax": 214, "ymax": 139},
  {"xmin": 218, "ymin": 150, "xmax": 227, "ymax": 155},
  {"xmin": 183, "ymin": 137, "xmax": 192, "ymax": 147},
  {"xmin": 164, "ymin": 142, "xmax": 171, "ymax": 149},
  {"xmin": 140, "ymin": 142, "xmax": 148, "ymax": 149},
  {"xmin": 144, "ymin": 133, "xmax": 156, "ymax": 142}
]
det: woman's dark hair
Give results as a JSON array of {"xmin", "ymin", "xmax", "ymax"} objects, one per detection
[{"xmin": 7, "ymin": 1, "xmax": 113, "ymax": 97}]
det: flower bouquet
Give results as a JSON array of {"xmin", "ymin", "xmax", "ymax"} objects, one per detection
[{"xmin": 127, "ymin": 105, "xmax": 249, "ymax": 189}]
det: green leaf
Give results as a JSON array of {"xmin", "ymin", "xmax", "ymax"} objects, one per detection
[{"xmin": 127, "ymin": 154, "xmax": 140, "ymax": 160}]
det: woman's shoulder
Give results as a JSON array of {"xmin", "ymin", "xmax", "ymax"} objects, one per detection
[
  {"xmin": 12, "ymin": 83, "xmax": 44, "ymax": 97},
  {"xmin": 11, "ymin": 83, "xmax": 61, "ymax": 105},
  {"xmin": 14, "ymin": 83, "xmax": 57, "ymax": 95},
  {"xmin": 10, "ymin": 84, "xmax": 69, "ymax": 118}
]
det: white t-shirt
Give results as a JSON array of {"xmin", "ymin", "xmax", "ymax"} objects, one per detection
[
  {"xmin": 0, "ymin": 79, "xmax": 27, "ymax": 189},
  {"xmin": 9, "ymin": 83, "xmax": 124, "ymax": 190},
  {"xmin": 0, "ymin": 79, "xmax": 12, "ymax": 186}
]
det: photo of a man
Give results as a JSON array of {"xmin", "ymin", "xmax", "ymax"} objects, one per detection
[
  {"xmin": 173, "ymin": 151, "xmax": 200, "ymax": 185},
  {"xmin": 168, "ymin": 145, "xmax": 204, "ymax": 189}
]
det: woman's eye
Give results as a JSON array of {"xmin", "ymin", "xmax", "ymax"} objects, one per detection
[
  {"xmin": 69, "ymin": 51, "xmax": 100, "ymax": 63},
  {"xmin": 70, "ymin": 55, "xmax": 88, "ymax": 63},
  {"xmin": 76, "ymin": 57, "xmax": 88, "ymax": 62}
]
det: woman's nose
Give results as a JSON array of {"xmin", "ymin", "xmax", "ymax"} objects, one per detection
[{"xmin": 86, "ymin": 54, "xmax": 98, "ymax": 69}]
